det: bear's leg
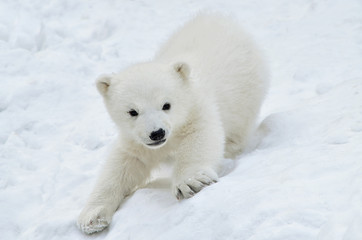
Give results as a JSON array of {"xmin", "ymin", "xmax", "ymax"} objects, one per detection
[
  {"xmin": 77, "ymin": 147, "xmax": 150, "ymax": 234},
  {"xmin": 224, "ymin": 136, "xmax": 244, "ymax": 159},
  {"xmin": 172, "ymin": 124, "xmax": 224, "ymax": 200},
  {"xmin": 224, "ymin": 121, "xmax": 260, "ymax": 159}
]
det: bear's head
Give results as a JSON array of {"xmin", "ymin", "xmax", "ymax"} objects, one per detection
[{"xmin": 96, "ymin": 62, "xmax": 192, "ymax": 149}]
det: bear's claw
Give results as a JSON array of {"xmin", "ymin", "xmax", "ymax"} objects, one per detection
[
  {"xmin": 173, "ymin": 170, "xmax": 218, "ymax": 200},
  {"xmin": 79, "ymin": 217, "xmax": 109, "ymax": 234},
  {"xmin": 77, "ymin": 205, "xmax": 111, "ymax": 234}
]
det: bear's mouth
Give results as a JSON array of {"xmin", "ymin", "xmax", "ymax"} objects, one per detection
[{"xmin": 147, "ymin": 139, "xmax": 166, "ymax": 147}]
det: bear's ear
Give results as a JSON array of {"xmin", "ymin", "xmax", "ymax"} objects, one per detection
[
  {"xmin": 96, "ymin": 74, "xmax": 112, "ymax": 96},
  {"xmin": 173, "ymin": 62, "xmax": 190, "ymax": 81}
]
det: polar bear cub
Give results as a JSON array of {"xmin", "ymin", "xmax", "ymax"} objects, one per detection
[{"xmin": 78, "ymin": 14, "xmax": 268, "ymax": 234}]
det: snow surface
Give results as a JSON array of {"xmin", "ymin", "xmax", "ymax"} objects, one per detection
[{"xmin": 1, "ymin": 0, "xmax": 362, "ymax": 239}]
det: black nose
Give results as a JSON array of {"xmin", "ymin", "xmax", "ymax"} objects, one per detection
[{"xmin": 149, "ymin": 128, "xmax": 165, "ymax": 141}]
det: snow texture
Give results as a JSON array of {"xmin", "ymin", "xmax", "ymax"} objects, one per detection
[{"xmin": 1, "ymin": 0, "xmax": 362, "ymax": 239}]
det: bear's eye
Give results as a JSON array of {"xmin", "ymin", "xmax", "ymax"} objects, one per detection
[
  {"xmin": 128, "ymin": 109, "xmax": 138, "ymax": 117},
  {"xmin": 162, "ymin": 103, "xmax": 171, "ymax": 111}
]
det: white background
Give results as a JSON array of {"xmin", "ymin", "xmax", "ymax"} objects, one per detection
[{"xmin": 1, "ymin": 0, "xmax": 362, "ymax": 239}]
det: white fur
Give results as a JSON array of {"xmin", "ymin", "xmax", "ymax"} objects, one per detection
[{"xmin": 78, "ymin": 14, "xmax": 268, "ymax": 234}]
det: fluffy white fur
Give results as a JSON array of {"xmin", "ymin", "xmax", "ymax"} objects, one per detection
[{"xmin": 78, "ymin": 14, "xmax": 268, "ymax": 234}]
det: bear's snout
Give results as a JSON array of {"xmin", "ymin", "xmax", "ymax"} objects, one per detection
[{"xmin": 149, "ymin": 128, "xmax": 166, "ymax": 141}]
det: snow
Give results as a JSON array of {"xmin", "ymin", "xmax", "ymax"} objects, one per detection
[{"xmin": 1, "ymin": 0, "xmax": 362, "ymax": 239}]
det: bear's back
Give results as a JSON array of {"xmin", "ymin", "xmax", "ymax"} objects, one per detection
[
  {"xmin": 155, "ymin": 13, "xmax": 267, "ymax": 98},
  {"xmin": 155, "ymin": 14, "xmax": 269, "ymax": 153}
]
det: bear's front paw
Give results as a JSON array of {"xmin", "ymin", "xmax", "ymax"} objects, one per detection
[
  {"xmin": 77, "ymin": 205, "xmax": 113, "ymax": 234},
  {"xmin": 173, "ymin": 169, "xmax": 218, "ymax": 200}
]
